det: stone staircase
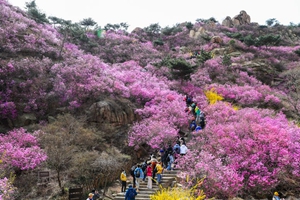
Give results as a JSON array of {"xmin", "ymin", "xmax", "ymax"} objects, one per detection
[{"xmin": 113, "ymin": 170, "xmax": 179, "ymax": 200}]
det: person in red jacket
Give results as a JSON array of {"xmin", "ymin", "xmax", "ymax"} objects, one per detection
[{"xmin": 146, "ymin": 163, "xmax": 152, "ymax": 189}]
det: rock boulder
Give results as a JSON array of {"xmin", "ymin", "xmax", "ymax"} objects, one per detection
[
  {"xmin": 211, "ymin": 36, "xmax": 223, "ymax": 44},
  {"xmin": 222, "ymin": 16, "xmax": 234, "ymax": 27},
  {"xmin": 86, "ymin": 98, "xmax": 138, "ymax": 125},
  {"xmin": 232, "ymin": 10, "xmax": 251, "ymax": 26}
]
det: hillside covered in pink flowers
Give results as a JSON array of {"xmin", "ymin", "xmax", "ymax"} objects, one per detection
[{"xmin": 1, "ymin": 0, "xmax": 300, "ymax": 199}]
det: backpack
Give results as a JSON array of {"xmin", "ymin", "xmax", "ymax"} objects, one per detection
[
  {"xmin": 135, "ymin": 168, "xmax": 140, "ymax": 178},
  {"xmin": 131, "ymin": 165, "xmax": 136, "ymax": 171},
  {"xmin": 153, "ymin": 166, "xmax": 158, "ymax": 173},
  {"xmin": 128, "ymin": 189, "xmax": 135, "ymax": 198},
  {"xmin": 141, "ymin": 163, "xmax": 147, "ymax": 171},
  {"xmin": 190, "ymin": 122, "xmax": 196, "ymax": 131},
  {"xmin": 166, "ymin": 155, "xmax": 170, "ymax": 162},
  {"xmin": 174, "ymin": 144, "xmax": 180, "ymax": 154}
]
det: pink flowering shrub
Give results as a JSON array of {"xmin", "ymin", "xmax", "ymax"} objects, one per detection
[
  {"xmin": 178, "ymin": 102, "xmax": 300, "ymax": 197},
  {"xmin": 129, "ymin": 92, "xmax": 188, "ymax": 149},
  {"xmin": 230, "ymin": 53, "xmax": 255, "ymax": 63},
  {"xmin": 96, "ymin": 31, "xmax": 161, "ymax": 65},
  {"xmin": 1, "ymin": 1, "xmax": 300, "ymax": 198},
  {"xmin": 0, "ymin": 128, "xmax": 47, "ymax": 170},
  {"xmin": 1, "ymin": 58, "xmax": 55, "ymax": 116},
  {"xmin": 235, "ymin": 71, "xmax": 261, "ymax": 86},
  {"xmin": 264, "ymin": 46, "xmax": 300, "ymax": 61},
  {"xmin": 177, "ymin": 150, "xmax": 243, "ymax": 198},
  {"xmin": 0, "ymin": 102, "xmax": 17, "ymax": 119},
  {"xmin": 209, "ymin": 84, "xmax": 283, "ymax": 108},
  {"xmin": 0, "ymin": 2, "xmax": 59, "ymax": 55},
  {"xmin": 190, "ymin": 68, "xmax": 212, "ymax": 87}
]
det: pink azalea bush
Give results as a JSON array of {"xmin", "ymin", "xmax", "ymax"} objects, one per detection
[
  {"xmin": 177, "ymin": 102, "xmax": 300, "ymax": 197},
  {"xmin": 177, "ymin": 150, "xmax": 243, "ymax": 198},
  {"xmin": 1, "ymin": 1, "xmax": 300, "ymax": 198},
  {"xmin": 209, "ymin": 84, "xmax": 282, "ymax": 107},
  {"xmin": 0, "ymin": 128, "xmax": 47, "ymax": 170}
]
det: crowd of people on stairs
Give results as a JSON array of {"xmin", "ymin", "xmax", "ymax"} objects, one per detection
[
  {"xmin": 99, "ymin": 94, "xmax": 288, "ymax": 200},
  {"xmin": 184, "ymin": 95, "xmax": 206, "ymax": 132},
  {"xmin": 108, "ymin": 94, "xmax": 207, "ymax": 200}
]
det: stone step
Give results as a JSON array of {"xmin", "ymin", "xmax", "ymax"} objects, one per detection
[
  {"xmin": 114, "ymin": 191, "xmax": 157, "ymax": 200},
  {"xmin": 114, "ymin": 196, "xmax": 150, "ymax": 200},
  {"xmin": 163, "ymin": 170, "xmax": 180, "ymax": 174},
  {"xmin": 138, "ymin": 185, "xmax": 159, "ymax": 189},
  {"xmin": 113, "ymin": 170, "xmax": 180, "ymax": 200},
  {"xmin": 115, "ymin": 192, "xmax": 153, "ymax": 197},
  {"xmin": 138, "ymin": 187, "xmax": 160, "ymax": 191}
]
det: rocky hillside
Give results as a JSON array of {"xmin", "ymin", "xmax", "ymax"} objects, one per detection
[{"xmin": 1, "ymin": 1, "xmax": 300, "ymax": 199}]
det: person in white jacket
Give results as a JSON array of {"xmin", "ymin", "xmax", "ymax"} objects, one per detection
[{"xmin": 180, "ymin": 143, "xmax": 188, "ymax": 156}]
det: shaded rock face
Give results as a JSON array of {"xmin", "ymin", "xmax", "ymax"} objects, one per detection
[
  {"xmin": 222, "ymin": 16, "xmax": 234, "ymax": 27},
  {"xmin": 86, "ymin": 98, "xmax": 138, "ymax": 125},
  {"xmin": 7, "ymin": 113, "xmax": 37, "ymax": 128}
]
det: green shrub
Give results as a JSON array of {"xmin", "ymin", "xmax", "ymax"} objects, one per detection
[{"xmin": 294, "ymin": 48, "xmax": 300, "ymax": 57}]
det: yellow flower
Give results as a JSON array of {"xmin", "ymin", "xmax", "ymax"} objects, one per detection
[
  {"xmin": 150, "ymin": 179, "xmax": 207, "ymax": 200},
  {"xmin": 205, "ymin": 88, "xmax": 223, "ymax": 104}
]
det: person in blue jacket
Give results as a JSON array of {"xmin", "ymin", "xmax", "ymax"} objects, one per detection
[
  {"xmin": 134, "ymin": 165, "xmax": 144, "ymax": 192},
  {"xmin": 125, "ymin": 185, "xmax": 137, "ymax": 200}
]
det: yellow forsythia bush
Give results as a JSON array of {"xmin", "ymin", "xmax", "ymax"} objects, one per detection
[
  {"xmin": 205, "ymin": 88, "xmax": 223, "ymax": 105},
  {"xmin": 150, "ymin": 187, "xmax": 206, "ymax": 200}
]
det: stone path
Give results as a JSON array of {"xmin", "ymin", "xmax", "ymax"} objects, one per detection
[{"xmin": 113, "ymin": 170, "xmax": 179, "ymax": 200}]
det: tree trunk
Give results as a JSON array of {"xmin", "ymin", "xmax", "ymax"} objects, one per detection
[
  {"xmin": 57, "ymin": 169, "xmax": 62, "ymax": 189},
  {"xmin": 59, "ymin": 31, "xmax": 67, "ymax": 58}
]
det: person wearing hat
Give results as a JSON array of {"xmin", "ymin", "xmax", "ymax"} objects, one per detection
[
  {"xmin": 125, "ymin": 184, "xmax": 137, "ymax": 200},
  {"xmin": 91, "ymin": 189, "xmax": 100, "ymax": 200},
  {"xmin": 272, "ymin": 191, "xmax": 280, "ymax": 200},
  {"xmin": 87, "ymin": 193, "xmax": 94, "ymax": 200}
]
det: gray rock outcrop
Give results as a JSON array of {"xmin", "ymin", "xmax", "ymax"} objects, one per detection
[
  {"xmin": 233, "ymin": 10, "xmax": 251, "ymax": 26},
  {"xmin": 222, "ymin": 10, "xmax": 251, "ymax": 27},
  {"xmin": 222, "ymin": 16, "xmax": 234, "ymax": 27},
  {"xmin": 86, "ymin": 98, "xmax": 138, "ymax": 125}
]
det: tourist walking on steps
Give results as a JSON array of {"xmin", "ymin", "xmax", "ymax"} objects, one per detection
[
  {"xmin": 159, "ymin": 148, "xmax": 166, "ymax": 167},
  {"xmin": 120, "ymin": 169, "xmax": 127, "ymax": 193},
  {"xmin": 178, "ymin": 136, "xmax": 185, "ymax": 145},
  {"xmin": 146, "ymin": 163, "xmax": 153, "ymax": 189},
  {"xmin": 167, "ymin": 153, "xmax": 174, "ymax": 171},
  {"xmin": 180, "ymin": 142, "xmax": 188, "ymax": 156},
  {"xmin": 162, "ymin": 150, "xmax": 169, "ymax": 168},
  {"xmin": 173, "ymin": 141, "xmax": 180, "ymax": 153},
  {"xmin": 134, "ymin": 164, "xmax": 144, "ymax": 192},
  {"xmin": 91, "ymin": 189, "xmax": 100, "ymax": 200},
  {"xmin": 199, "ymin": 111, "xmax": 206, "ymax": 129},
  {"xmin": 195, "ymin": 105, "xmax": 201, "ymax": 122},
  {"xmin": 130, "ymin": 164, "xmax": 137, "ymax": 188},
  {"xmin": 272, "ymin": 191, "xmax": 283, "ymax": 200},
  {"xmin": 87, "ymin": 193, "xmax": 94, "ymax": 200},
  {"xmin": 141, "ymin": 161, "xmax": 147, "ymax": 182},
  {"xmin": 151, "ymin": 156, "xmax": 158, "ymax": 183},
  {"xmin": 155, "ymin": 162, "xmax": 164, "ymax": 185},
  {"xmin": 125, "ymin": 184, "xmax": 137, "ymax": 200}
]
